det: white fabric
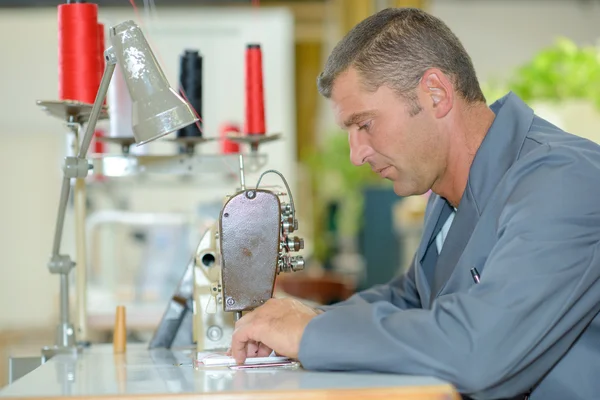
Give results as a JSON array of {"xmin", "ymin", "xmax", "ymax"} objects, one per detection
[{"xmin": 436, "ymin": 210, "xmax": 456, "ymax": 254}]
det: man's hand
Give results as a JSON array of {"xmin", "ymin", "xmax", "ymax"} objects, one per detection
[{"xmin": 230, "ymin": 297, "xmax": 322, "ymax": 365}]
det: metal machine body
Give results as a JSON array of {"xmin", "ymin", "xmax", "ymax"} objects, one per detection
[
  {"xmin": 150, "ymin": 168, "xmax": 304, "ymax": 351},
  {"xmin": 221, "ymin": 189, "xmax": 284, "ymax": 314},
  {"xmin": 195, "ymin": 182, "xmax": 304, "ymax": 350},
  {"xmin": 192, "ymin": 223, "xmax": 235, "ymax": 351}
]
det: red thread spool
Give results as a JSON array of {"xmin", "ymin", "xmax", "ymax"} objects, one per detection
[
  {"xmin": 244, "ymin": 44, "xmax": 266, "ymax": 136},
  {"xmin": 97, "ymin": 23, "xmax": 105, "ymax": 97},
  {"xmin": 58, "ymin": 2, "xmax": 99, "ymax": 104},
  {"xmin": 220, "ymin": 123, "xmax": 241, "ymax": 154}
]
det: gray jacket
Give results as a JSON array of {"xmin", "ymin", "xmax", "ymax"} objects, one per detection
[{"xmin": 299, "ymin": 93, "xmax": 600, "ymax": 400}]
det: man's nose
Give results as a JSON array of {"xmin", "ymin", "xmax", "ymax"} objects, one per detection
[{"xmin": 348, "ymin": 130, "xmax": 372, "ymax": 166}]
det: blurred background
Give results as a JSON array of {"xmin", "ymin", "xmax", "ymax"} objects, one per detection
[{"xmin": 1, "ymin": 0, "xmax": 600, "ymax": 386}]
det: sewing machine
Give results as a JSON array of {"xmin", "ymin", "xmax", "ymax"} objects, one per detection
[{"xmin": 149, "ymin": 165, "xmax": 305, "ymax": 351}]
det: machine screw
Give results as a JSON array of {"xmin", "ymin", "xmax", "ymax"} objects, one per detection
[
  {"xmin": 246, "ymin": 190, "xmax": 256, "ymax": 199},
  {"xmin": 48, "ymin": 255, "xmax": 76, "ymax": 275},
  {"xmin": 282, "ymin": 216, "xmax": 295, "ymax": 233},
  {"xmin": 286, "ymin": 236, "xmax": 304, "ymax": 252},
  {"xmin": 226, "ymin": 297, "xmax": 235, "ymax": 306},
  {"xmin": 277, "ymin": 257, "xmax": 289, "ymax": 274},
  {"xmin": 290, "ymin": 256, "xmax": 305, "ymax": 271}
]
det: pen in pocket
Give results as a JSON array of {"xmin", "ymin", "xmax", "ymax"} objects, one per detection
[{"xmin": 470, "ymin": 267, "xmax": 481, "ymax": 284}]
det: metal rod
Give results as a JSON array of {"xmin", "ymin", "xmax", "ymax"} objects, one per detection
[
  {"xmin": 52, "ymin": 60, "xmax": 115, "ymax": 257},
  {"xmin": 234, "ymin": 311, "xmax": 242, "ymax": 322},
  {"xmin": 51, "ymin": 176, "xmax": 72, "ymax": 256},
  {"xmin": 78, "ymin": 61, "xmax": 115, "ymax": 159},
  {"xmin": 72, "ymin": 124, "xmax": 89, "ymax": 342},
  {"xmin": 238, "ymin": 155, "xmax": 246, "ymax": 190},
  {"xmin": 60, "ymin": 274, "xmax": 69, "ymax": 325}
]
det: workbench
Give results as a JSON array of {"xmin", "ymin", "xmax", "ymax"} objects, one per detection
[{"xmin": 0, "ymin": 344, "xmax": 461, "ymax": 399}]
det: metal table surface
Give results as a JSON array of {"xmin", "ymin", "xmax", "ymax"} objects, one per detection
[{"xmin": 0, "ymin": 344, "xmax": 460, "ymax": 399}]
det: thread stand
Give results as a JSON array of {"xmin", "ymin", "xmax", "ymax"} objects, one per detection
[
  {"xmin": 166, "ymin": 136, "xmax": 216, "ymax": 155},
  {"xmin": 225, "ymin": 133, "xmax": 281, "ymax": 153},
  {"xmin": 93, "ymin": 133, "xmax": 275, "ymax": 177},
  {"xmin": 97, "ymin": 136, "xmax": 217, "ymax": 155},
  {"xmin": 87, "ymin": 152, "xmax": 269, "ymax": 178},
  {"xmin": 37, "ymin": 99, "xmax": 109, "ymax": 361},
  {"xmin": 37, "ymin": 100, "xmax": 109, "ymax": 125}
]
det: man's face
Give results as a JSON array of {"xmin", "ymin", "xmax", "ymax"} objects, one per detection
[{"xmin": 331, "ymin": 68, "xmax": 444, "ymax": 197}]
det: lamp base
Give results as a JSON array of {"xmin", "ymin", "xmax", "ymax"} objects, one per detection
[
  {"xmin": 56, "ymin": 322, "xmax": 77, "ymax": 349},
  {"xmin": 41, "ymin": 321, "xmax": 81, "ymax": 362},
  {"xmin": 41, "ymin": 343, "xmax": 81, "ymax": 363}
]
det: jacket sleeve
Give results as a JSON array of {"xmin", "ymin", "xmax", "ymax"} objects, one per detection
[{"xmin": 298, "ymin": 147, "xmax": 600, "ymax": 399}]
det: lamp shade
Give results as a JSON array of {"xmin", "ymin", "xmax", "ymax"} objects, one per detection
[{"xmin": 109, "ymin": 20, "xmax": 198, "ymax": 145}]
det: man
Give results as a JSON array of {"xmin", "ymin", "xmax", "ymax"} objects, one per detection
[{"xmin": 229, "ymin": 8, "xmax": 600, "ymax": 400}]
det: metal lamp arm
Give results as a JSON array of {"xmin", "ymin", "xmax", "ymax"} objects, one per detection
[{"xmin": 50, "ymin": 48, "xmax": 117, "ymax": 259}]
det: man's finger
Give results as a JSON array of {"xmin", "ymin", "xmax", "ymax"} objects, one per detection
[
  {"xmin": 256, "ymin": 342, "xmax": 273, "ymax": 358},
  {"xmin": 246, "ymin": 340, "xmax": 259, "ymax": 357},
  {"xmin": 231, "ymin": 325, "xmax": 255, "ymax": 365}
]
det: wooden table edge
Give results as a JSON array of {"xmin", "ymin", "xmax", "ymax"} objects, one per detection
[{"xmin": 0, "ymin": 384, "xmax": 461, "ymax": 400}]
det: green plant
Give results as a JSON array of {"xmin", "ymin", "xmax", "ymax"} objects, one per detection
[{"xmin": 484, "ymin": 38, "xmax": 600, "ymax": 109}]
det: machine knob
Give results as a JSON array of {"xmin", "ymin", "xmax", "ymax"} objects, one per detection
[
  {"xmin": 282, "ymin": 217, "xmax": 298, "ymax": 233},
  {"xmin": 289, "ymin": 256, "xmax": 305, "ymax": 271},
  {"xmin": 286, "ymin": 236, "xmax": 304, "ymax": 252},
  {"xmin": 207, "ymin": 325, "xmax": 223, "ymax": 341}
]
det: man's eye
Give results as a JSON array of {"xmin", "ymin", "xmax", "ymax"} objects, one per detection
[{"xmin": 358, "ymin": 121, "xmax": 371, "ymax": 131}]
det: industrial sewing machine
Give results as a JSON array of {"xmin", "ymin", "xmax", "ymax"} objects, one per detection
[{"xmin": 149, "ymin": 163, "xmax": 305, "ymax": 351}]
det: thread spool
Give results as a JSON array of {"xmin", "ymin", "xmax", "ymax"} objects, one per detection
[
  {"xmin": 244, "ymin": 44, "xmax": 266, "ymax": 136},
  {"xmin": 107, "ymin": 64, "xmax": 132, "ymax": 138},
  {"xmin": 97, "ymin": 23, "xmax": 105, "ymax": 92},
  {"xmin": 220, "ymin": 122, "xmax": 241, "ymax": 154},
  {"xmin": 113, "ymin": 305, "xmax": 126, "ymax": 353},
  {"xmin": 177, "ymin": 50, "xmax": 203, "ymax": 138},
  {"xmin": 58, "ymin": 2, "xmax": 100, "ymax": 103}
]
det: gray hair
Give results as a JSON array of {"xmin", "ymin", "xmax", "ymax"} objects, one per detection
[{"xmin": 317, "ymin": 8, "xmax": 485, "ymax": 114}]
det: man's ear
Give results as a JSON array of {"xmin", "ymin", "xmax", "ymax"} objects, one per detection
[{"xmin": 420, "ymin": 69, "xmax": 453, "ymax": 118}]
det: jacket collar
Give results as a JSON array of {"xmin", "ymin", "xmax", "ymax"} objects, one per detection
[
  {"xmin": 416, "ymin": 92, "xmax": 535, "ymax": 303},
  {"xmin": 465, "ymin": 91, "xmax": 534, "ymax": 216}
]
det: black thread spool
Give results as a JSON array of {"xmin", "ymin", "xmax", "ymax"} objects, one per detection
[{"xmin": 177, "ymin": 50, "xmax": 203, "ymax": 139}]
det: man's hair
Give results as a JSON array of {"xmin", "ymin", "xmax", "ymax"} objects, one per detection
[{"xmin": 317, "ymin": 8, "xmax": 486, "ymax": 114}]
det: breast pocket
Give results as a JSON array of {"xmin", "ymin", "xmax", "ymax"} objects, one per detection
[{"xmin": 436, "ymin": 253, "xmax": 490, "ymax": 299}]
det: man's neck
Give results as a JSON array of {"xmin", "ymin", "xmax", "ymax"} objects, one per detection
[{"xmin": 433, "ymin": 101, "xmax": 496, "ymax": 208}]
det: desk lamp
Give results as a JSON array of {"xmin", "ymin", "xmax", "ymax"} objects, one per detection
[{"xmin": 44, "ymin": 20, "xmax": 198, "ymax": 359}]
